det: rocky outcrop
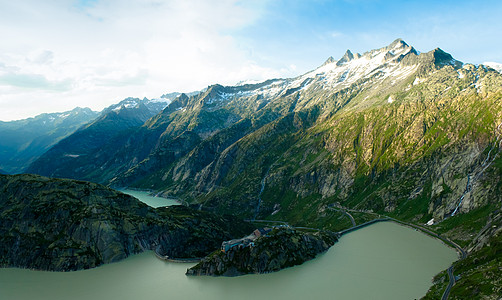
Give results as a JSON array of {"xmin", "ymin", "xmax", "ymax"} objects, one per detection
[
  {"xmin": 25, "ymin": 40, "xmax": 502, "ymax": 227},
  {"xmin": 0, "ymin": 174, "xmax": 252, "ymax": 271},
  {"xmin": 186, "ymin": 227, "xmax": 338, "ymax": 276}
]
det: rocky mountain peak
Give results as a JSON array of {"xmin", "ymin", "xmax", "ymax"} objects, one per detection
[
  {"xmin": 322, "ymin": 56, "xmax": 336, "ymax": 66},
  {"xmin": 388, "ymin": 38, "xmax": 409, "ymax": 50},
  {"xmin": 71, "ymin": 107, "xmax": 95, "ymax": 115},
  {"xmin": 336, "ymin": 49, "xmax": 355, "ymax": 66},
  {"xmin": 160, "ymin": 92, "xmax": 182, "ymax": 100},
  {"xmin": 484, "ymin": 62, "xmax": 502, "ymax": 73},
  {"xmin": 427, "ymin": 47, "xmax": 461, "ymax": 67}
]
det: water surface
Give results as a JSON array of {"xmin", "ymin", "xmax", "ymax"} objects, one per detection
[
  {"xmin": 120, "ymin": 189, "xmax": 179, "ymax": 208},
  {"xmin": 0, "ymin": 222, "xmax": 457, "ymax": 300}
]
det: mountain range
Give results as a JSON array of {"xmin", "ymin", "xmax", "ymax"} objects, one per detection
[
  {"xmin": 0, "ymin": 96, "xmax": 180, "ymax": 174},
  {"xmin": 10, "ymin": 38, "xmax": 502, "ymax": 298},
  {"xmin": 27, "ymin": 39, "xmax": 502, "ymax": 221},
  {"xmin": 0, "ymin": 107, "xmax": 99, "ymax": 174}
]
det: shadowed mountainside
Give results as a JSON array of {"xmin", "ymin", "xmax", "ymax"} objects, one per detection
[{"xmin": 0, "ymin": 173, "xmax": 252, "ymax": 271}]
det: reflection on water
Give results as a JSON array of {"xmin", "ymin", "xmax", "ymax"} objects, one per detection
[{"xmin": 0, "ymin": 222, "xmax": 457, "ymax": 300}]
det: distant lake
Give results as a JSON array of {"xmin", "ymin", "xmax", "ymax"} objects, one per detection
[
  {"xmin": 120, "ymin": 189, "xmax": 179, "ymax": 208},
  {"xmin": 0, "ymin": 222, "xmax": 457, "ymax": 300}
]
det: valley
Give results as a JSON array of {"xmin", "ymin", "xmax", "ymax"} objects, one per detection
[
  {"xmin": 1, "ymin": 39, "xmax": 502, "ymax": 298},
  {"xmin": 0, "ymin": 107, "xmax": 99, "ymax": 174},
  {"xmin": 0, "ymin": 222, "xmax": 457, "ymax": 300}
]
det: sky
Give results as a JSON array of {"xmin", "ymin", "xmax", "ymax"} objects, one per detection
[{"xmin": 1, "ymin": 0, "xmax": 501, "ymax": 121}]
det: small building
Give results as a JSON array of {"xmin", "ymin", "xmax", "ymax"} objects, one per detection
[
  {"xmin": 221, "ymin": 228, "xmax": 271, "ymax": 252},
  {"xmin": 253, "ymin": 227, "xmax": 272, "ymax": 238}
]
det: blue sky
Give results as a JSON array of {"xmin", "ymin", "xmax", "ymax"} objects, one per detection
[
  {"xmin": 236, "ymin": 0, "xmax": 502, "ymax": 70},
  {"xmin": 0, "ymin": 0, "xmax": 501, "ymax": 120}
]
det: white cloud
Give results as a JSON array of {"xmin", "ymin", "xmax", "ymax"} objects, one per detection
[
  {"xmin": 329, "ymin": 31, "xmax": 343, "ymax": 39},
  {"xmin": 0, "ymin": 73, "xmax": 73, "ymax": 91},
  {"xmin": 0, "ymin": 0, "xmax": 281, "ymax": 121},
  {"xmin": 27, "ymin": 50, "xmax": 55, "ymax": 65},
  {"xmin": 484, "ymin": 62, "xmax": 502, "ymax": 73}
]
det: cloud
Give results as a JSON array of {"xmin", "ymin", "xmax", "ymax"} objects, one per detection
[
  {"xmin": 0, "ymin": 72, "xmax": 72, "ymax": 91},
  {"xmin": 27, "ymin": 50, "xmax": 54, "ymax": 65},
  {"xmin": 329, "ymin": 31, "xmax": 343, "ymax": 39},
  {"xmin": 95, "ymin": 69, "xmax": 149, "ymax": 87},
  {"xmin": 0, "ymin": 0, "xmax": 281, "ymax": 120},
  {"xmin": 3, "ymin": 0, "xmax": 500, "ymax": 121}
]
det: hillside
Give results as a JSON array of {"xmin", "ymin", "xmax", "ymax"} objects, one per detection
[
  {"xmin": 27, "ymin": 97, "xmax": 172, "ymax": 181},
  {"xmin": 0, "ymin": 173, "xmax": 252, "ymax": 271},
  {"xmin": 0, "ymin": 107, "xmax": 99, "ymax": 173},
  {"xmin": 24, "ymin": 39, "xmax": 502, "ymax": 296},
  {"xmin": 28, "ymin": 39, "xmax": 502, "ymax": 224},
  {"xmin": 186, "ymin": 227, "xmax": 337, "ymax": 276}
]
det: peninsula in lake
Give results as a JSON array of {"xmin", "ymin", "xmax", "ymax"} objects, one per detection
[{"xmin": 0, "ymin": 24, "xmax": 501, "ymax": 298}]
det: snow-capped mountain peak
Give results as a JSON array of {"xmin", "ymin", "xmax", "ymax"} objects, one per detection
[
  {"xmin": 336, "ymin": 49, "xmax": 358, "ymax": 66},
  {"xmin": 181, "ymin": 40, "xmax": 426, "ymax": 109},
  {"xmin": 484, "ymin": 62, "xmax": 502, "ymax": 73},
  {"xmin": 105, "ymin": 97, "xmax": 171, "ymax": 115},
  {"xmin": 289, "ymin": 39, "xmax": 419, "ymax": 93}
]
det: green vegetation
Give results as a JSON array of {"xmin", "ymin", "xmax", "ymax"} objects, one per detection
[
  {"xmin": 433, "ymin": 205, "xmax": 496, "ymax": 247},
  {"xmin": 449, "ymin": 231, "xmax": 502, "ymax": 299},
  {"xmin": 0, "ymin": 174, "xmax": 252, "ymax": 271},
  {"xmin": 20, "ymin": 41, "xmax": 502, "ymax": 296},
  {"xmin": 424, "ymin": 224, "xmax": 502, "ymax": 299},
  {"xmin": 187, "ymin": 227, "xmax": 338, "ymax": 276}
]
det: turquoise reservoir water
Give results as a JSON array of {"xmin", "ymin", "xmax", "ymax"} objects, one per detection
[
  {"xmin": 0, "ymin": 222, "xmax": 457, "ymax": 300},
  {"xmin": 120, "ymin": 189, "xmax": 179, "ymax": 207}
]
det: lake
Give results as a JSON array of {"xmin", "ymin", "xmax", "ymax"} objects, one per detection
[
  {"xmin": 0, "ymin": 222, "xmax": 457, "ymax": 299},
  {"xmin": 120, "ymin": 189, "xmax": 179, "ymax": 208}
]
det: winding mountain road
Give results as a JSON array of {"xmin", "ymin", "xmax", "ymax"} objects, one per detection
[
  {"xmin": 327, "ymin": 204, "xmax": 356, "ymax": 227},
  {"xmin": 442, "ymin": 266, "xmax": 456, "ymax": 300}
]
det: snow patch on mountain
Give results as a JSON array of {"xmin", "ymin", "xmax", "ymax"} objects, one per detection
[
  {"xmin": 200, "ymin": 40, "xmax": 423, "ymax": 108},
  {"xmin": 413, "ymin": 77, "xmax": 425, "ymax": 85},
  {"xmin": 236, "ymin": 79, "xmax": 267, "ymax": 86},
  {"xmin": 484, "ymin": 62, "xmax": 502, "ymax": 73},
  {"xmin": 150, "ymin": 97, "xmax": 172, "ymax": 105},
  {"xmin": 107, "ymin": 97, "xmax": 171, "ymax": 114},
  {"xmin": 287, "ymin": 41, "xmax": 417, "ymax": 92}
]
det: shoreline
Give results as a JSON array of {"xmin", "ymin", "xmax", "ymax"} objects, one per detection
[
  {"xmin": 386, "ymin": 218, "xmax": 466, "ymax": 259},
  {"xmin": 118, "ymin": 187, "xmax": 186, "ymax": 206},
  {"xmin": 153, "ymin": 250, "xmax": 201, "ymax": 263}
]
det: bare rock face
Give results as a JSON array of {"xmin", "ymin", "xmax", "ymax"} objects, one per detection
[
  {"xmin": 186, "ymin": 227, "xmax": 338, "ymax": 276},
  {"xmin": 22, "ymin": 40, "xmax": 502, "ymax": 229}
]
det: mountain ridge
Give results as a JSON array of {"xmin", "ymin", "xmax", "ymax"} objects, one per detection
[
  {"xmin": 0, "ymin": 107, "xmax": 99, "ymax": 173},
  {"xmin": 20, "ymin": 39, "xmax": 502, "ymax": 298},
  {"xmin": 0, "ymin": 173, "xmax": 252, "ymax": 271},
  {"xmin": 27, "ymin": 39, "xmax": 500, "ymax": 220}
]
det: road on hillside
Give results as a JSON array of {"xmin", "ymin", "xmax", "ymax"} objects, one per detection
[
  {"xmin": 442, "ymin": 266, "xmax": 456, "ymax": 300},
  {"xmin": 327, "ymin": 204, "xmax": 356, "ymax": 227}
]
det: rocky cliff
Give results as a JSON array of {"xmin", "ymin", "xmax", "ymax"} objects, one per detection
[
  {"xmin": 26, "ymin": 40, "xmax": 502, "ymax": 229},
  {"xmin": 0, "ymin": 174, "xmax": 252, "ymax": 271},
  {"xmin": 21, "ymin": 40, "xmax": 502, "ymax": 296},
  {"xmin": 186, "ymin": 227, "xmax": 337, "ymax": 276}
]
